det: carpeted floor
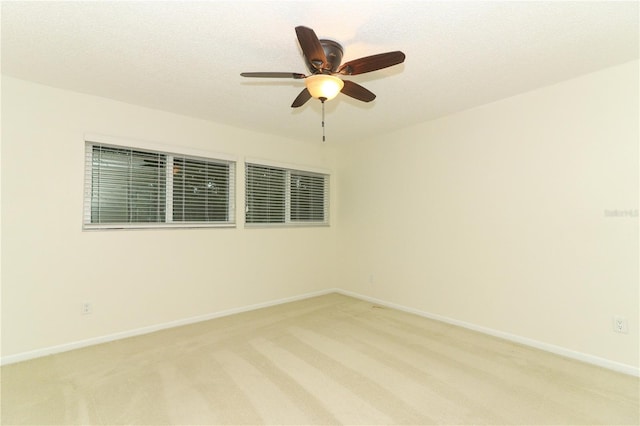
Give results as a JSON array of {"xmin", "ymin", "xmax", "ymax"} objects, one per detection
[{"xmin": 2, "ymin": 293, "xmax": 638, "ymax": 425}]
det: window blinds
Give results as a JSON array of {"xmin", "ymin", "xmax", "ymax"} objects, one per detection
[
  {"xmin": 290, "ymin": 172, "xmax": 327, "ymax": 222},
  {"xmin": 84, "ymin": 142, "xmax": 235, "ymax": 229},
  {"xmin": 245, "ymin": 163, "xmax": 328, "ymax": 226},
  {"xmin": 245, "ymin": 165, "xmax": 286, "ymax": 224},
  {"xmin": 172, "ymin": 157, "xmax": 231, "ymax": 222}
]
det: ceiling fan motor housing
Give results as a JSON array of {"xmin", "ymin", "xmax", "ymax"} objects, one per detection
[{"xmin": 306, "ymin": 39, "xmax": 344, "ymax": 73}]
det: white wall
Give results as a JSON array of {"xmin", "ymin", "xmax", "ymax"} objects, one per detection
[
  {"xmin": 336, "ymin": 61, "xmax": 639, "ymax": 370},
  {"xmin": 1, "ymin": 76, "xmax": 337, "ymax": 359}
]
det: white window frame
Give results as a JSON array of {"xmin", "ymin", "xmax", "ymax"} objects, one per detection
[
  {"xmin": 244, "ymin": 159, "xmax": 330, "ymax": 227},
  {"xmin": 83, "ymin": 134, "xmax": 236, "ymax": 230}
]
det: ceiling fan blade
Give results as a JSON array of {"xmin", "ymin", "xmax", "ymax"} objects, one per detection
[
  {"xmin": 337, "ymin": 51, "xmax": 406, "ymax": 75},
  {"xmin": 341, "ymin": 80, "xmax": 376, "ymax": 102},
  {"xmin": 295, "ymin": 26, "xmax": 327, "ymax": 71},
  {"xmin": 241, "ymin": 72, "xmax": 306, "ymax": 79},
  {"xmin": 291, "ymin": 88, "xmax": 312, "ymax": 108}
]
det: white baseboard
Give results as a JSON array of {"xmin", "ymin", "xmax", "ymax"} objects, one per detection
[
  {"xmin": 3, "ymin": 287, "xmax": 638, "ymax": 377},
  {"xmin": 335, "ymin": 289, "xmax": 640, "ymax": 377},
  {"xmin": 0, "ymin": 288, "xmax": 334, "ymax": 366}
]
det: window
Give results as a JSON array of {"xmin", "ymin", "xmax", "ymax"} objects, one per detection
[
  {"xmin": 245, "ymin": 163, "xmax": 329, "ymax": 226},
  {"xmin": 290, "ymin": 172, "xmax": 326, "ymax": 222},
  {"xmin": 172, "ymin": 157, "xmax": 232, "ymax": 223},
  {"xmin": 245, "ymin": 165, "xmax": 286, "ymax": 224},
  {"xmin": 84, "ymin": 141, "xmax": 235, "ymax": 229}
]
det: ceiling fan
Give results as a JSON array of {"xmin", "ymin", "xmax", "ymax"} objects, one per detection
[{"xmin": 240, "ymin": 26, "xmax": 406, "ymax": 108}]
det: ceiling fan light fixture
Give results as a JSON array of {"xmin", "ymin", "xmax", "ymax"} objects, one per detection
[{"xmin": 305, "ymin": 74, "xmax": 344, "ymax": 101}]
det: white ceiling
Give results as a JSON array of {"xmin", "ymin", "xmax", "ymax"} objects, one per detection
[{"xmin": 2, "ymin": 1, "xmax": 638, "ymax": 144}]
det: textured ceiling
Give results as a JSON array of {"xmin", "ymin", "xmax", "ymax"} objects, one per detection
[{"xmin": 2, "ymin": 1, "xmax": 638, "ymax": 144}]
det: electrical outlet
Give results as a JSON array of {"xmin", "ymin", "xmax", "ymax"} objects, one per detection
[
  {"xmin": 82, "ymin": 302, "xmax": 93, "ymax": 315},
  {"xmin": 613, "ymin": 316, "xmax": 628, "ymax": 334}
]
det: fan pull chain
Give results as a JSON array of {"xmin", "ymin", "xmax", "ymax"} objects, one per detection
[{"xmin": 321, "ymin": 99, "xmax": 326, "ymax": 142}]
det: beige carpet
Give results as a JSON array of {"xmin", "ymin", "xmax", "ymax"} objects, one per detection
[{"xmin": 2, "ymin": 293, "xmax": 638, "ymax": 425}]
